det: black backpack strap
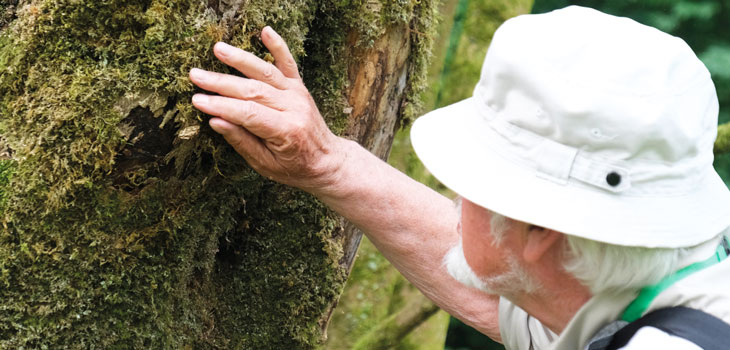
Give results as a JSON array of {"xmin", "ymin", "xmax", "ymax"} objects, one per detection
[{"xmin": 607, "ymin": 306, "xmax": 730, "ymax": 350}]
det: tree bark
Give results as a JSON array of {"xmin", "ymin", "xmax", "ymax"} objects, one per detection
[{"xmin": 0, "ymin": 1, "xmax": 436, "ymax": 348}]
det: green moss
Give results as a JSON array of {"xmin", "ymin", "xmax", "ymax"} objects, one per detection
[
  {"xmin": 0, "ymin": 0, "xmax": 437, "ymax": 348},
  {"xmin": 399, "ymin": 0, "xmax": 440, "ymax": 126},
  {"xmin": 0, "ymin": 1, "xmax": 16, "ymax": 30},
  {"xmin": 0, "ymin": 159, "xmax": 13, "ymax": 212}
]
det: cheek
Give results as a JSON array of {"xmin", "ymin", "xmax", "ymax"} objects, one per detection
[
  {"xmin": 462, "ymin": 225, "xmax": 502, "ymax": 277},
  {"xmin": 461, "ymin": 199, "xmax": 509, "ymax": 277}
]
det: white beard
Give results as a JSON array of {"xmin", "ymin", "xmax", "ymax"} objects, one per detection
[{"xmin": 443, "ymin": 241, "xmax": 539, "ymax": 296}]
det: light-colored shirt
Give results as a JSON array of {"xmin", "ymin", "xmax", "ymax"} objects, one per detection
[{"xmin": 498, "ymin": 235, "xmax": 730, "ymax": 350}]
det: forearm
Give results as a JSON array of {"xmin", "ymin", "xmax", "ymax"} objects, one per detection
[
  {"xmin": 315, "ymin": 138, "xmax": 502, "ymax": 341},
  {"xmin": 186, "ymin": 30, "xmax": 502, "ymax": 341}
]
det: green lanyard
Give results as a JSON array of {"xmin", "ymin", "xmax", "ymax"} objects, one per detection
[{"xmin": 621, "ymin": 237, "xmax": 730, "ymax": 322}]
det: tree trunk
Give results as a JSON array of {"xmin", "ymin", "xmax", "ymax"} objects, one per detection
[{"xmin": 0, "ymin": 1, "xmax": 437, "ymax": 348}]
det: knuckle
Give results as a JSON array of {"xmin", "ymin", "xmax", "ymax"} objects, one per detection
[
  {"xmin": 240, "ymin": 83, "xmax": 264, "ymax": 100},
  {"xmin": 229, "ymin": 54, "xmax": 248, "ymax": 70},
  {"xmin": 271, "ymin": 40, "xmax": 284, "ymax": 51},
  {"xmin": 284, "ymin": 58, "xmax": 298, "ymax": 70},
  {"xmin": 262, "ymin": 63, "xmax": 276, "ymax": 80},
  {"xmin": 226, "ymin": 50, "xmax": 241, "ymax": 64},
  {"xmin": 250, "ymin": 85, "xmax": 264, "ymax": 100},
  {"xmin": 238, "ymin": 101, "xmax": 256, "ymax": 119},
  {"xmin": 211, "ymin": 73, "xmax": 223, "ymax": 86}
]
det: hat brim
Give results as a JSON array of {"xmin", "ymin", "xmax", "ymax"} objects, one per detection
[{"xmin": 411, "ymin": 97, "xmax": 730, "ymax": 248}]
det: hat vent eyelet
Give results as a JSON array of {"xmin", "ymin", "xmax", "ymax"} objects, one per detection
[
  {"xmin": 535, "ymin": 108, "xmax": 545, "ymax": 118},
  {"xmin": 606, "ymin": 172, "xmax": 621, "ymax": 187}
]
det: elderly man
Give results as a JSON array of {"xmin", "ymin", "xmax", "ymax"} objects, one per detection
[{"xmin": 188, "ymin": 6, "xmax": 730, "ymax": 349}]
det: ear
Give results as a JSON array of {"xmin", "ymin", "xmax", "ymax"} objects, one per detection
[{"xmin": 522, "ymin": 226, "xmax": 563, "ymax": 263}]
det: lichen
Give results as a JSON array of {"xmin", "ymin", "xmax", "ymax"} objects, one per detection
[{"xmin": 0, "ymin": 0, "xmax": 437, "ymax": 348}]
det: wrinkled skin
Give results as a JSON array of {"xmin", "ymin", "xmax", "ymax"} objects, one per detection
[
  {"xmin": 189, "ymin": 26, "xmax": 592, "ymax": 342},
  {"xmin": 190, "ymin": 27, "xmax": 346, "ymax": 193}
]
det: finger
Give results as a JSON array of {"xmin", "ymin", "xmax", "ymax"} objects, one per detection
[
  {"xmin": 189, "ymin": 68, "xmax": 287, "ymax": 110},
  {"xmin": 261, "ymin": 26, "xmax": 301, "ymax": 80},
  {"xmin": 213, "ymin": 42, "xmax": 289, "ymax": 90},
  {"xmin": 209, "ymin": 118, "xmax": 274, "ymax": 170},
  {"xmin": 192, "ymin": 94, "xmax": 282, "ymax": 140}
]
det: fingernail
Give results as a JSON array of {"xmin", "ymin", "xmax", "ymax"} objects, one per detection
[
  {"xmin": 190, "ymin": 68, "xmax": 206, "ymax": 82},
  {"xmin": 192, "ymin": 94, "xmax": 209, "ymax": 106},
  {"xmin": 215, "ymin": 42, "xmax": 233, "ymax": 57}
]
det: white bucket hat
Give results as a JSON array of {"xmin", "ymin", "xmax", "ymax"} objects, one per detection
[{"xmin": 411, "ymin": 6, "xmax": 730, "ymax": 248}]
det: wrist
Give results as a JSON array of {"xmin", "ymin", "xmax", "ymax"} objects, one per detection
[{"xmin": 305, "ymin": 136, "xmax": 359, "ymax": 200}]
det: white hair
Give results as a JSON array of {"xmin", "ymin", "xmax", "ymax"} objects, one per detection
[
  {"xmin": 447, "ymin": 198, "xmax": 722, "ymax": 296},
  {"xmin": 444, "ymin": 200, "xmax": 539, "ymax": 295},
  {"xmin": 488, "ymin": 211, "xmax": 510, "ymax": 246},
  {"xmin": 484, "ymin": 211, "xmax": 723, "ymax": 295},
  {"xmin": 452, "ymin": 197, "xmax": 511, "ymax": 245},
  {"xmin": 444, "ymin": 241, "xmax": 540, "ymax": 295},
  {"xmin": 562, "ymin": 235, "xmax": 692, "ymax": 295}
]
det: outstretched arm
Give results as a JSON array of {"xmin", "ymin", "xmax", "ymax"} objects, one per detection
[{"xmin": 189, "ymin": 27, "xmax": 502, "ymax": 341}]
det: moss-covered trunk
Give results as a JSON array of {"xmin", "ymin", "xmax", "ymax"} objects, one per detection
[{"xmin": 0, "ymin": 0, "xmax": 437, "ymax": 348}]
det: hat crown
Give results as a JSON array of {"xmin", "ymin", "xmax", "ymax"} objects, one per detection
[
  {"xmin": 411, "ymin": 6, "xmax": 730, "ymax": 248},
  {"xmin": 475, "ymin": 6, "xmax": 719, "ymax": 168}
]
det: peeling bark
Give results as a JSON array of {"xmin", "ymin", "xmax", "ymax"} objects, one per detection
[{"xmin": 344, "ymin": 26, "xmax": 412, "ymax": 160}]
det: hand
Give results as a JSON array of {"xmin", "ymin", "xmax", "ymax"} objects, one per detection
[{"xmin": 189, "ymin": 27, "xmax": 345, "ymax": 192}]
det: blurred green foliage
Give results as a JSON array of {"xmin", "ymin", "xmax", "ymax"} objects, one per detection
[
  {"xmin": 389, "ymin": 0, "xmax": 533, "ymax": 194},
  {"xmin": 326, "ymin": 236, "xmax": 450, "ymax": 350},
  {"xmin": 531, "ymin": 0, "xmax": 730, "ymax": 185},
  {"xmin": 425, "ymin": 0, "xmax": 534, "ymax": 110}
]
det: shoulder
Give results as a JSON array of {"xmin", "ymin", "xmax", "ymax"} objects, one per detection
[{"xmin": 618, "ymin": 326, "xmax": 702, "ymax": 350}]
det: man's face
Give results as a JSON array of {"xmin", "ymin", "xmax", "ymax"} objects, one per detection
[
  {"xmin": 460, "ymin": 199, "xmax": 509, "ymax": 278},
  {"xmin": 444, "ymin": 198, "xmax": 538, "ymax": 296}
]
